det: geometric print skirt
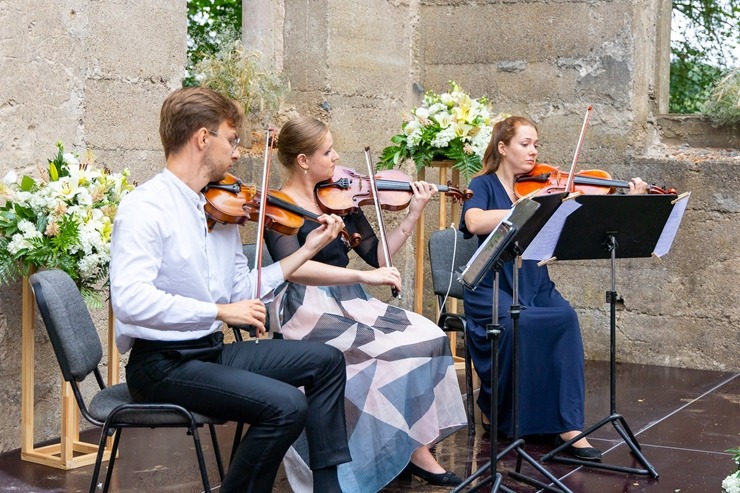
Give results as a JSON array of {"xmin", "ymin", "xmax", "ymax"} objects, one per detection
[{"xmin": 270, "ymin": 282, "xmax": 467, "ymax": 493}]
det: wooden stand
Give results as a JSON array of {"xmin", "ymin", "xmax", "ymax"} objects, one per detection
[
  {"xmin": 414, "ymin": 161, "xmax": 464, "ymax": 365},
  {"xmin": 21, "ymin": 273, "xmax": 117, "ymax": 469}
]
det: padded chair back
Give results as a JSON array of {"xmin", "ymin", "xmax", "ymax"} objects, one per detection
[
  {"xmin": 428, "ymin": 228, "xmax": 478, "ymax": 303},
  {"xmin": 29, "ymin": 270, "xmax": 102, "ymax": 383}
]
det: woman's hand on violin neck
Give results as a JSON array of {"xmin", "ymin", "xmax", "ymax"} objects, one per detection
[
  {"xmin": 361, "ymin": 266, "xmax": 402, "ymax": 292},
  {"xmin": 216, "ymin": 299, "xmax": 267, "ymax": 335},
  {"xmin": 627, "ymin": 177, "xmax": 648, "ymax": 195},
  {"xmin": 407, "ymin": 180, "xmax": 438, "ymax": 216}
]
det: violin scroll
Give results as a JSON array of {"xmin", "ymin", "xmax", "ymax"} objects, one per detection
[{"xmin": 445, "ymin": 181, "xmax": 474, "ymax": 204}]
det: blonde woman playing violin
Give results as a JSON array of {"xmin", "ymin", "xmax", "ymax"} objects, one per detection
[{"xmin": 264, "ymin": 116, "xmax": 467, "ymax": 492}]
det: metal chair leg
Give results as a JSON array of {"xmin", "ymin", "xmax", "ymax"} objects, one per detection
[
  {"xmin": 190, "ymin": 425, "xmax": 211, "ymax": 492},
  {"xmin": 209, "ymin": 423, "xmax": 225, "ymax": 480}
]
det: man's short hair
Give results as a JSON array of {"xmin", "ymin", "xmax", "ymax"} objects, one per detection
[{"xmin": 159, "ymin": 87, "xmax": 243, "ymax": 158}]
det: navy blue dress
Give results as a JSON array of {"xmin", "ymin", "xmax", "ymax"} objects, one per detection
[{"xmin": 460, "ymin": 173, "xmax": 586, "ymax": 437}]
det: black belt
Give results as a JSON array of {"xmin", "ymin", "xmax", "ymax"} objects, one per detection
[{"xmin": 132, "ymin": 331, "xmax": 224, "ymax": 362}]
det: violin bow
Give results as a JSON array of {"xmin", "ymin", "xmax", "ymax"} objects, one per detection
[
  {"xmin": 254, "ymin": 126, "xmax": 275, "ymax": 300},
  {"xmin": 363, "ymin": 146, "xmax": 401, "ymax": 299},
  {"xmin": 564, "ymin": 105, "xmax": 593, "ymax": 194}
]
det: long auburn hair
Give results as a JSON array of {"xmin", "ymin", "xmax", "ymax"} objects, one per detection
[{"xmin": 477, "ymin": 116, "xmax": 537, "ymax": 176}]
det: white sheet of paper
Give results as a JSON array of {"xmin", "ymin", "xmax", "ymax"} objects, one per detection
[
  {"xmin": 521, "ymin": 199, "xmax": 582, "ymax": 261},
  {"xmin": 653, "ymin": 192, "xmax": 691, "ymax": 257}
]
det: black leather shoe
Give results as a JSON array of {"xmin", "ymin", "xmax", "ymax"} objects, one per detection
[
  {"xmin": 554, "ymin": 435, "xmax": 602, "ymax": 461},
  {"xmin": 403, "ymin": 462, "xmax": 463, "ymax": 486},
  {"xmin": 481, "ymin": 421, "xmax": 491, "ymax": 433}
]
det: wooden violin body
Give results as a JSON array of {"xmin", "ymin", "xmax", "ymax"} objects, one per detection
[
  {"xmin": 314, "ymin": 166, "xmax": 473, "ymax": 216},
  {"xmin": 514, "ymin": 163, "xmax": 677, "ymax": 198},
  {"xmin": 203, "ymin": 173, "xmax": 361, "ymax": 247}
]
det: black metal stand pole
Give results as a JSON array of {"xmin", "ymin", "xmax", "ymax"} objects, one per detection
[
  {"xmin": 451, "ymin": 266, "xmax": 507, "ymax": 493},
  {"xmin": 453, "ymin": 256, "xmax": 572, "ymax": 493},
  {"xmin": 505, "ymin": 255, "xmax": 573, "ymax": 493},
  {"xmin": 540, "ymin": 235, "xmax": 658, "ymax": 478}
]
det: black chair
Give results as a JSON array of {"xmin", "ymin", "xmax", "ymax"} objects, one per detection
[
  {"xmin": 428, "ymin": 227, "xmax": 479, "ymax": 433},
  {"xmin": 29, "ymin": 269, "xmax": 225, "ymax": 493}
]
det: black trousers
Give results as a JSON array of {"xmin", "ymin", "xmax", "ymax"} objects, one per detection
[{"xmin": 125, "ymin": 332, "xmax": 351, "ymax": 493}]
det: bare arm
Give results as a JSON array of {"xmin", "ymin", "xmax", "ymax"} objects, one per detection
[
  {"xmin": 379, "ymin": 181, "xmax": 438, "ymax": 264},
  {"xmin": 463, "ymin": 207, "xmax": 511, "ymax": 236},
  {"xmin": 287, "ymin": 260, "xmax": 402, "ymax": 293}
]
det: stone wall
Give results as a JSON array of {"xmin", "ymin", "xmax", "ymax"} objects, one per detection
[
  {"xmin": 249, "ymin": 0, "xmax": 738, "ymax": 374},
  {"xmin": 0, "ymin": 0, "xmax": 736, "ymax": 456},
  {"xmin": 0, "ymin": 0, "xmax": 185, "ymax": 454}
]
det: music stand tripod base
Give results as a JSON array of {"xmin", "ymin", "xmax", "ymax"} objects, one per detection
[
  {"xmin": 531, "ymin": 195, "xmax": 674, "ymax": 480},
  {"xmin": 455, "ymin": 197, "xmax": 574, "ymax": 493}
]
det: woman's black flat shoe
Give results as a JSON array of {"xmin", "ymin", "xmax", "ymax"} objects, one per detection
[
  {"xmin": 481, "ymin": 421, "xmax": 491, "ymax": 433},
  {"xmin": 554, "ymin": 435, "xmax": 602, "ymax": 461},
  {"xmin": 403, "ymin": 462, "xmax": 463, "ymax": 486}
]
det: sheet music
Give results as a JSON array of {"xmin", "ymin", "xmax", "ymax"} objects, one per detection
[
  {"xmin": 521, "ymin": 199, "xmax": 582, "ymax": 261},
  {"xmin": 653, "ymin": 192, "xmax": 691, "ymax": 257},
  {"xmin": 459, "ymin": 198, "xmax": 540, "ymax": 290},
  {"xmin": 459, "ymin": 211, "xmax": 516, "ymax": 290}
]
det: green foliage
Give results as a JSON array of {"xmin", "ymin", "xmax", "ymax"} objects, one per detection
[
  {"xmin": 193, "ymin": 39, "xmax": 289, "ymax": 124},
  {"xmin": 701, "ymin": 68, "xmax": 740, "ymax": 123},
  {"xmin": 185, "ymin": 0, "xmax": 242, "ymax": 87},
  {"xmin": 670, "ymin": 58, "xmax": 724, "ymax": 113},
  {"xmin": 670, "ymin": 0, "xmax": 740, "ymax": 113}
]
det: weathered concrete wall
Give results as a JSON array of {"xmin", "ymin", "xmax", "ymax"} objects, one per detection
[
  {"xmin": 0, "ymin": 0, "xmax": 185, "ymax": 454},
  {"xmin": 256, "ymin": 0, "xmax": 738, "ymax": 375},
  {"xmin": 1, "ymin": 0, "xmax": 736, "ymax": 457}
]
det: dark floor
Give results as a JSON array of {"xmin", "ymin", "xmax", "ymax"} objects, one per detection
[{"xmin": 1, "ymin": 360, "xmax": 738, "ymax": 492}]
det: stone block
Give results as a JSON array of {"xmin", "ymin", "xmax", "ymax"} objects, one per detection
[
  {"xmin": 85, "ymin": 79, "xmax": 169, "ymax": 153},
  {"xmin": 87, "ymin": 1, "xmax": 186, "ymax": 80}
]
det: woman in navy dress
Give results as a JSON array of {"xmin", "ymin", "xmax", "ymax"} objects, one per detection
[{"xmin": 460, "ymin": 116, "xmax": 647, "ymax": 459}]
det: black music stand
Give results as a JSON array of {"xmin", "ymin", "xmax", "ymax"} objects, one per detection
[
  {"xmin": 527, "ymin": 193, "xmax": 690, "ymax": 478},
  {"xmin": 453, "ymin": 195, "xmax": 573, "ymax": 493}
]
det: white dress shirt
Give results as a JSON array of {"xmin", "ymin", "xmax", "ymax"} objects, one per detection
[{"xmin": 110, "ymin": 169, "xmax": 284, "ymax": 354}]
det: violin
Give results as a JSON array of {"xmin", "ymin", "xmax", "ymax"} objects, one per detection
[
  {"xmin": 314, "ymin": 166, "xmax": 473, "ymax": 216},
  {"xmin": 202, "ymin": 173, "xmax": 361, "ymax": 247},
  {"xmin": 513, "ymin": 163, "xmax": 677, "ymax": 198}
]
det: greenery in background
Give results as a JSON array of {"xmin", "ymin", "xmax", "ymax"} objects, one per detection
[
  {"xmin": 0, "ymin": 143, "xmax": 134, "ymax": 307},
  {"xmin": 701, "ymin": 68, "xmax": 740, "ymax": 123},
  {"xmin": 193, "ymin": 39, "xmax": 289, "ymax": 124},
  {"xmin": 723, "ymin": 446, "xmax": 740, "ymax": 493},
  {"xmin": 185, "ymin": 0, "xmax": 242, "ymax": 87},
  {"xmin": 186, "ymin": 0, "xmax": 288, "ymax": 124},
  {"xmin": 670, "ymin": 0, "xmax": 740, "ymax": 114}
]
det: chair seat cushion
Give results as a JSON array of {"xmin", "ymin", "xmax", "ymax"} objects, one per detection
[{"xmin": 89, "ymin": 384, "xmax": 224, "ymax": 426}]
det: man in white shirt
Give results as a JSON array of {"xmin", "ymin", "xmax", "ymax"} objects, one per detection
[{"xmin": 110, "ymin": 87, "xmax": 351, "ymax": 493}]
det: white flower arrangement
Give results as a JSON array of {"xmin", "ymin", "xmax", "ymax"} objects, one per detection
[
  {"xmin": 0, "ymin": 142, "xmax": 134, "ymax": 307},
  {"xmin": 379, "ymin": 81, "xmax": 509, "ymax": 180},
  {"xmin": 724, "ymin": 447, "xmax": 740, "ymax": 493}
]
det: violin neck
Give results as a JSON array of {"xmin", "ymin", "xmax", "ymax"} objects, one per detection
[
  {"xmin": 266, "ymin": 193, "xmax": 320, "ymax": 221},
  {"xmin": 573, "ymin": 175, "xmax": 629, "ymax": 189},
  {"xmin": 376, "ymin": 179, "xmax": 450, "ymax": 193}
]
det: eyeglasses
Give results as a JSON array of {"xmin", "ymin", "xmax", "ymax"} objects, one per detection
[{"xmin": 207, "ymin": 130, "xmax": 241, "ymax": 152}]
